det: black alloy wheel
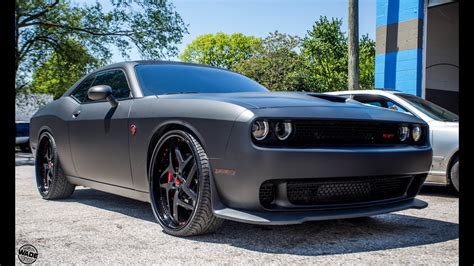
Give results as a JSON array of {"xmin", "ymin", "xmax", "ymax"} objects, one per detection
[
  {"xmin": 149, "ymin": 130, "xmax": 222, "ymax": 236},
  {"xmin": 35, "ymin": 132, "xmax": 75, "ymax": 199}
]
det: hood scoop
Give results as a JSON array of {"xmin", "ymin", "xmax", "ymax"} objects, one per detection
[{"xmin": 306, "ymin": 93, "xmax": 348, "ymax": 103}]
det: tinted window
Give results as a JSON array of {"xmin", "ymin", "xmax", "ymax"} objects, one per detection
[
  {"xmin": 135, "ymin": 64, "xmax": 268, "ymax": 95},
  {"xmin": 91, "ymin": 70, "xmax": 131, "ymax": 100},
  {"xmin": 71, "ymin": 75, "xmax": 95, "ymax": 103},
  {"xmin": 353, "ymin": 95, "xmax": 409, "ymax": 113},
  {"xmin": 364, "ymin": 101, "xmax": 382, "ymax": 107},
  {"xmin": 396, "ymin": 93, "xmax": 458, "ymax": 122}
]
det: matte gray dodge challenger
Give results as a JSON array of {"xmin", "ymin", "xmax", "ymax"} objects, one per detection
[{"xmin": 30, "ymin": 61, "xmax": 432, "ymax": 236}]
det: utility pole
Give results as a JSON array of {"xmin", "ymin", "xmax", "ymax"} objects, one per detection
[{"xmin": 348, "ymin": 0, "xmax": 360, "ymax": 90}]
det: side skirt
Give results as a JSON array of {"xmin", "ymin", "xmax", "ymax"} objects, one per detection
[{"xmin": 66, "ymin": 175, "xmax": 150, "ymax": 203}]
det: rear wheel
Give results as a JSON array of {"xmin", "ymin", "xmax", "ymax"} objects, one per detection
[
  {"xmin": 149, "ymin": 130, "xmax": 223, "ymax": 236},
  {"xmin": 450, "ymin": 157, "xmax": 459, "ymax": 192},
  {"xmin": 35, "ymin": 132, "xmax": 75, "ymax": 199}
]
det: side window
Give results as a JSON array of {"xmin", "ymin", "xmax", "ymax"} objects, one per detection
[
  {"xmin": 353, "ymin": 95, "xmax": 409, "ymax": 113},
  {"xmin": 71, "ymin": 75, "xmax": 95, "ymax": 103},
  {"xmin": 364, "ymin": 101, "xmax": 382, "ymax": 107},
  {"xmin": 353, "ymin": 95, "xmax": 383, "ymax": 107},
  {"xmin": 90, "ymin": 70, "xmax": 131, "ymax": 100}
]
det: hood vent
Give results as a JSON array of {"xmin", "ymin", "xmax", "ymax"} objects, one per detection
[{"xmin": 307, "ymin": 93, "xmax": 348, "ymax": 103}]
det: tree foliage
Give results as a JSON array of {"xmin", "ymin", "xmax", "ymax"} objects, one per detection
[
  {"xmin": 301, "ymin": 16, "xmax": 348, "ymax": 92},
  {"xmin": 29, "ymin": 40, "xmax": 103, "ymax": 99},
  {"xmin": 179, "ymin": 32, "xmax": 261, "ymax": 69},
  {"xmin": 359, "ymin": 34, "xmax": 375, "ymax": 89},
  {"xmin": 233, "ymin": 31, "xmax": 308, "ymax": 91},
  {"xmin": 15, "ymin": 0, "xmax": 188, "ymax": 91},
  {"xmin": 181, "ymin": 16, "xmax": 375, "ymax": 93}
]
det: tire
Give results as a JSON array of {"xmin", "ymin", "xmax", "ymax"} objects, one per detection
[
  {"xmin": 149, "ymin": 130, "xmax": 223, "ymax": 236},
  {"xmin": 450, "ymin": 157, "xmax": 459, "ymax": 192},
  {"xmin": 35, "ymin": 132, "xmax": 75, "ymax": 199}
]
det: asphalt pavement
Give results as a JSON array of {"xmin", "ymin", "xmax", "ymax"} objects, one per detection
[{"xmin": 15, "ymin": 152, "xmax": 459, "ymax": 264}]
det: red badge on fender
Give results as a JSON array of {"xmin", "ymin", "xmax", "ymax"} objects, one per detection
[{"xmin": 130, "ymin": 124, "xmax": 137, "ymax": 136}]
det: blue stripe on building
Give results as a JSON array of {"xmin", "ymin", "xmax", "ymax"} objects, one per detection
[{"xmin": 375, "ymin": 0, "xmax": 424, "ymax": 96}]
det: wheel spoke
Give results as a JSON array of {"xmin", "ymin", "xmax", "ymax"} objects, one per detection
[
  {"xmin": 168, "ymin": 150, "xmax": 174, "ymax": 170},
  {"xmin": 175, "ymin": 147, "xmax": 184, "ymax": 165},
  {"xmin": 181, "ymin": 183, "xmax": 197, "ymax": 201},
  {"xmin": 160, "ymin": 165, "xmax": 173, "ymax": 179},
  {"xmin": 180, "ymin": 155, "xmax": 193, "ymax": 172},
  {"xmin": 46, "ymin": 146, "xmax": 52, "ymax": 161},
  {"xmin": 176, "ymin": 196, "xmax": 194, "ymax": 210},
  {"xmin": 186, "ymin": 163, "xmax": 197, "ymax": 184},
  {"xmin": 159, "ymin": 149, "xmax": 175, "ymax": 179},
  {"xmin": 175, "ymin": 147, "xmax": 194, "ymax": 172},
  {"xmin": 160, "ymin": 182, "xmax": 172, "ymax": 190},
  {"xmin": 47, "ymin": 171, "xmax": 53, "ymax": 185},
  {"xmin": 172, "ymin": 191, "xmax": 180, "ymax": 223},
  {"xmin": 160, "ymin": 183, "xmax": 173, "ymax": 213}
]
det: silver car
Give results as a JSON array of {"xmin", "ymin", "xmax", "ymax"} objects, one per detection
[{"xmin": 327, "ymin": 90, "xmax": 459, "ymax": 191}]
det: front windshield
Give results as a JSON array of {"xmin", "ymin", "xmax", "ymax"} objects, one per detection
[
  {"xmin": 135, "ymin": 64, "xmax": 268, "ymax": 95},
  {"xmin": 396, "ymin": 93, "xmax": 458, "ymax": 122}
]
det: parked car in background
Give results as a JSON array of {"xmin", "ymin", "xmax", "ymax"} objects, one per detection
[
  {"xmin": 326, "ymin": 89, "xmax": 459, "ymax": 192},
  {"xmin": 16, "ymin": 120, "xmax": 31, "ymax": 152}
]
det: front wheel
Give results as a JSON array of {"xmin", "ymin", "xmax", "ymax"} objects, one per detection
[
  {"xmin": 450, "ymin": 157, "xmax": 459, "ymax": 192},
  {"xmin": 149, "ymin": 130, "xmax": 223, "ymax": 236}
]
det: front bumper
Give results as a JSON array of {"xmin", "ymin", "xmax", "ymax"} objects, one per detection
[
  {"xmin": 209, "ymin": 120, "xmax": 432, "ymax": 223},
  {"xmin": 213, "ymin": 198, "xmax": 427, "ymax": 225}
]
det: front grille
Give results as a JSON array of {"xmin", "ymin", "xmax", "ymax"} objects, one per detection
[
  {"xmin": 259, "ymin": 182, "xmax": 275, "ymax": 207},
  {"xmin": 259, "ymin": 175, "xmax": 415, "ymax": 208},
  {"xmin": 286, "ymin": 176, "xmax": 413, "ymax": 205},
  {"xmin": 253, "ymin": 120, "xmax": 427, "ymax": 148},
  {"xmin": 288, "ymin": 120, "xmax": 403, "ymax": 146}
]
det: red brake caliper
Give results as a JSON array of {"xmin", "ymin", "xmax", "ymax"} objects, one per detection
[{"xmin": 167, "ymin": 172, "xmax": 173, "ymax": 183}]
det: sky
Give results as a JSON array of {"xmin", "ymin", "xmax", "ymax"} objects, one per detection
[{"xmin": 102, "ymin": 0, "xmax": 376, "ymax": 62}]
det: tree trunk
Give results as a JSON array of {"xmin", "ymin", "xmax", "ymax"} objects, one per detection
[{"xmin": 348, "ymin": 0, "xmax": 360, "ymax": 90}]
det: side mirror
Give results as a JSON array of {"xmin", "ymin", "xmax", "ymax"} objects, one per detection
[{"xmin": 87, "ymin": 85, "xmax": 118, "ymax": 108}]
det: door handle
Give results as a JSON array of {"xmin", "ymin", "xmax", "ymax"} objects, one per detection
[{"xmin": 72, "ymin": 110, "xmax": 81, "ymax": 118}]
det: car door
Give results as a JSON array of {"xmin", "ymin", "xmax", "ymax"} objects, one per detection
[{"xmin": 68, "ymin": 69, "xmax": 134, "ymax": 188}]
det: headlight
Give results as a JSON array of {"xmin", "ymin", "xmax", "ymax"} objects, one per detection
[
  {"xmin": 252, "ymin": 120, "xmax": 269, "ymax": 140},
  {"xmin": 398, "ymin": 126, "xmax": 410, "ymax": 142},
  {"xmin": 412, "ymin": 126, "xmax": 422, "ymax": 142},
  {"xmin": 275, "ymin": 122, "xmax": 292, "ymax": 140}
]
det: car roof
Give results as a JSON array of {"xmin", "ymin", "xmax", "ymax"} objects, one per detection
[{"xmin": 94, "ymin": 60, "xmax": 230, "ymax": 72}]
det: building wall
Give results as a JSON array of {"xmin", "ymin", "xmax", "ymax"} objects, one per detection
[
  {"xmin": 375, "ymin": 0, "xmax": 425, "ymax": 96},
  {"xmin": 425, "ymin": 3, "xmax": 459, "ymax": 114}
]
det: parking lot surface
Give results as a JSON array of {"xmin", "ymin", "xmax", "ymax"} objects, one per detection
[{"xmin": 15, "ymin": 153, "xmax": 458, "ymax": 264}]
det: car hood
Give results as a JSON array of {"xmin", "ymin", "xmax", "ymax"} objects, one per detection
[
  {"xmin": 160, "ymin": 91, "xmax": 355, "ymax": 109},
  {"xmin": 158, "ymin": 91, "xmax": 426, "ymax": 124}
]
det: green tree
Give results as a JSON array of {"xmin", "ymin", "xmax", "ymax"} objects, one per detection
[
  {"xmin": 233, "ymin": 31, "xmax": 308, "ymax": 91},
  {"xmin": 301, "ymin": 16, "xmax": 348, "ymax": 92},
  {"xmin": 15, "ymin": 0, "xmax": 188, "ymax": 91},
  {"xmin": 179, "ymin": 32, "xmax": 261, "ymax": 69},
  {"xmin": 29, "ymin": 40, "xmax": 103, "ymax": 99},
  {"xmin": 359, "ymin": 34, "xmax": 375, "ymax": 89}
]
